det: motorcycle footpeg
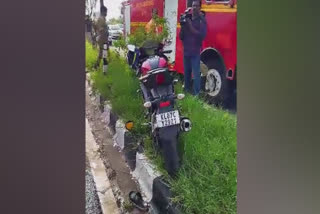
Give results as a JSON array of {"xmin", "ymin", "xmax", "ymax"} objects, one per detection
[{"xmin": 142, "ymin": 122, "xmax": 151, "ymax": 126}]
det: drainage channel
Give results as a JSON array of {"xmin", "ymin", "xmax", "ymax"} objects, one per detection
[{"xmin": 86, "ymin": 81, "xmax": 147, "ymax": 214}]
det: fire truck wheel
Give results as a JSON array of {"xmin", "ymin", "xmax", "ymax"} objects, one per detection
[{"xmin": 203, "ymin": 67, "xmax": 228, "ymax": 106}]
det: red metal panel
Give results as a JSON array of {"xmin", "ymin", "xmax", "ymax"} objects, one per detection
[{"xmin": 130, "ymin": 0, "xmax": 164, "ymax": 25}]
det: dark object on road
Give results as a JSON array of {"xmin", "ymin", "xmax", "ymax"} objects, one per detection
[{"xmin": 129, "ymin": 191, "xmax": 149, "ymax": 211}]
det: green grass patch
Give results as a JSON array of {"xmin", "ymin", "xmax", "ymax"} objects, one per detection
[
  {"xmin": 86, "ymin": 41, "xmax": 237, "ymax": 214},
  {"xmin": 172, "ymin": 89, "xmax": 237, "ymax": 214},
  {"xmin": 85, "ymin": 40, "xmax": 98, "ymax": 70}
]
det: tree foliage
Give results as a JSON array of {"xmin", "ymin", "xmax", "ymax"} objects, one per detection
[
  {"xmin": 85, "ymin": 0, "xmax": 97, "ymax": 18},
  {"xmin": 113, "ymin": 15, "xmax": 170, "ymax": 50}
]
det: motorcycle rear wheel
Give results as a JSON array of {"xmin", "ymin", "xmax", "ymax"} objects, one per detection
[{"xmin": 157, "ymin": 128, "xmax": 180, "ymax": 177}]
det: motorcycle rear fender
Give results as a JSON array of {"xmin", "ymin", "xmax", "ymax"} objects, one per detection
[{"xmin": 157, "ymin": 125, "xmax": 180, "ymax": 142}]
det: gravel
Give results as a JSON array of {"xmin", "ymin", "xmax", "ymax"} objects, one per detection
[{"xmin": 86, "ymin": 167, "xmax": 103, "ymax": 214}]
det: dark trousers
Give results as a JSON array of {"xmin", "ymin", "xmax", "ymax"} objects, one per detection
[{"xmin": 183, "ymin": 54, "xmax": 201, "ymax": 95}]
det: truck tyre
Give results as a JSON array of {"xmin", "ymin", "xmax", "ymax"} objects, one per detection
[{"xmin": 201, "ymin": 59, "xmax": 229, "ymax": 106}]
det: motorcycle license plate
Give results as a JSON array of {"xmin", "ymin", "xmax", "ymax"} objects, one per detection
[{"xmin": 156, "ymin": 110, "xmax": 180, "ymax": 128}]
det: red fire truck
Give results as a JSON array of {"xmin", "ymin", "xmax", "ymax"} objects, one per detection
[{"xmin": 121, "ymin": 0, "xmax": 237, "ymax": 107}]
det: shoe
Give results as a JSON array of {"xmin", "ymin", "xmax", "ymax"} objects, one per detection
[{"xmin": 129, "ymin": 191, "xmax": 149, "ymax": 211}]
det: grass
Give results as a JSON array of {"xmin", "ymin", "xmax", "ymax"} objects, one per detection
[
  {"xmin": 171, "ymin": 91, "xmax": 237, "ymax": 214},
  {"xmin": 85, "ymin": 42, "xmax": 98, "ymax": 69},
  {"xmin": 86, "ymin": 41, "xmax": 237, "ymax": 214},
  {"xmin": 86, "ymin": 41, "xmax": 148, "ymax": 135}
]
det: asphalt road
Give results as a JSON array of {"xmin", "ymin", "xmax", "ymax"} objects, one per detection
[{"xmin": 86, "ymin": 159, "xmax": 103, "ymax": 214}]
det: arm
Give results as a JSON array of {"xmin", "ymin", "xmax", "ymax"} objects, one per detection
[
  {"xmin": 179, "ymin": 25, "xmax": 186, "ymax": 41},
  {"xmin": 186, "ymin": 19, "xmax": 199, "ymax": 35},
  {"xmin": 199, "ymin": 17, "xmax": 207, "ymax": 41},
  {"xmin": 92, "ymin": 20, "xmax": 97, "ymax": 34},
  {"xmin": 186, "ymin": 16, "xmax": 207, "ymax": 40}
]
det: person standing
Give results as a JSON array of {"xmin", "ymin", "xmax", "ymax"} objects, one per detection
[
  {"xmin": 179, "ymin": 0, "xmax": 207, "ymax": 96},
  {"xmin": 85, "ymin": 15, "xmax": 93, "ymax": 43},
  {"xmin": 94, "ymin": 5, "xmax": 109, "ymax": 72}
]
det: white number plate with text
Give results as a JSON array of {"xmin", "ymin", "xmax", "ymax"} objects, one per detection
[{"xmin": 156, "ymin": 110, "xmax": 180, "ymax": 128}]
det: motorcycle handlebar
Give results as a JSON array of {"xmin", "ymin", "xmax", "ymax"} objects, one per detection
[{"xmin": 161, "ymin": 50, "xmax": 172, "ymax": 54}]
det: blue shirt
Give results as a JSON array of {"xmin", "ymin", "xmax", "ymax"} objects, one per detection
[{"xmin": 179, "ymin": 15, "xmax": 207, "ymax": 56}]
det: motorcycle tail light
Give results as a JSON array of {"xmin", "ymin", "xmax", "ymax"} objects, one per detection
[
  {"xmin": 159, "ymin": 101, "xmax": 170, "ymax": 108},
  {"xmin": 156, "ymin": 73, "xmax": 165, "ymax": 85}
]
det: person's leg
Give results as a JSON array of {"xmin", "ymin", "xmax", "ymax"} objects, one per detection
[
  {"xmin": 102, "ymin": 43, "xmax": 108, "ymax": 75},
  {"xmin": 191, "ymin": 55, "xmax": 201, "ymax": 96},
  {"xmin": 183, "ymin": 55, "xmax": 192, "ymax": 94}
]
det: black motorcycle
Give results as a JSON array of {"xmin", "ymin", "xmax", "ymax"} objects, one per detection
[{"xmin": 126, "ymin": 42, "xmax": 192, "ymax": 177}]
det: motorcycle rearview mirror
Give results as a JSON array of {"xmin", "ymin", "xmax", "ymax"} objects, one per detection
[
  {"xmin": 127, "ymin": 44, "xmax": 136, "ymax": 52},
  {"xmin": 177, "ymin": 93, "xmax": 185, "ymax": 100},
  {"xmin": 164, "ymin": 39, "xmax": 172, "ymax": 46},
  {"xmin": 143, "ymin": 101, "xmax": 152, "ymax": 108},
  {"xmin": 125, "ymin": 121, "xmax": 134, "ymax": 131}
]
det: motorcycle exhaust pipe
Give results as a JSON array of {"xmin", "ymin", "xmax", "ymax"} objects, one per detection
[{"xmin": 180, "ymin": 118, "xmax": 192, "ymax": 132}]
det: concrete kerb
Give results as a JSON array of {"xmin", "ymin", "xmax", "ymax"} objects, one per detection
[
  {"xmin": 132, "ymin": 152, "xmax": 161, "ymax": 202},
  {"xmin": 87, "ymin": 79, "xmax": 182, "ymax": 214},
  {"xmin": 101, "ymin": 103, "xmax": 159, "ymax": 203},
  {"xmin": 114, "ymin": 119, "xmax": 126, "ymax": 150},
  {"xmin": 101, "ymin": 102, "xmax": 118, "ymax": 136}
]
